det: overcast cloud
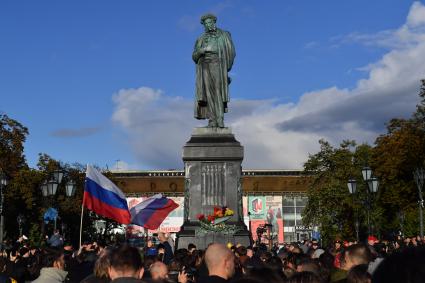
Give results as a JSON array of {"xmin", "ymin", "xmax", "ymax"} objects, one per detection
[{"xmin": 112, "ymin": 2, "xmax": 425, "ymax": 170}]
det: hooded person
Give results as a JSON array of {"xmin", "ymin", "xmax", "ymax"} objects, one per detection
[{"xmin": 32, "ymin": 248, "xmax": 68, "ymax": 283}]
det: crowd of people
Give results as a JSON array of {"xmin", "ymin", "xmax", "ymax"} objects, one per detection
[{"xmin": 0, "ymin": 230, "xmax": 424, "ymax": 283}]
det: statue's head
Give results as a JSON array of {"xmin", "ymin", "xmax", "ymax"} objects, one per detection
[{"xmin": 200, "ymin": 13, "xmax": 217, "ymax": 32}]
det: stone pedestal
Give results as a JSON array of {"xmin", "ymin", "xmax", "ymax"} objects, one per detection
[{"xmin": 175, "ymin": 127, "xmax": 251, "ymax": 250}]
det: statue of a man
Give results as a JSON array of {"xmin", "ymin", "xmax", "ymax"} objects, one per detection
[{"xmin": 193, "ymin": 14, "xmax": 235, "ymax": 128}]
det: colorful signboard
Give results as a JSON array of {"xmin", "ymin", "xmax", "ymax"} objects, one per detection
[{"xmin": 246, "ymin": 196, "xmax": 284, "ymax": 243}]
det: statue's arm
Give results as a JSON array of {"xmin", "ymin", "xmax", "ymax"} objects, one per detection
[
  {"xmin": 226, "ymin": 31, "xmax": 236, "ymax": 71},
  {"xmin": 192, "ymin": 38, "xmax": 204, "ymax": 63}
]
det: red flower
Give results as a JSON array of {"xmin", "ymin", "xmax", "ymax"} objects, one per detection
[
  {"xmin": 197, "ymin": 214, "xmax": 205, "ymax": 220},
  {"xmin": 207, "ymin": 215, "xmax": 215, "ymax": 222},
  {"xmin": 214, "ymin": 207, "xmax": 221, "ymax": 214}
]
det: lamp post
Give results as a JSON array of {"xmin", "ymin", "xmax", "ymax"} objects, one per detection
[
  {"xmin": 347, "ymin": 179, "xmax": 359, "ymax": 242},
  {"xmin": 362, "ymin": 167, "xmax": 379, "ymax": 236},
  {"xmin": 0, "ymin": 170, "xmax": 9, "ymax": 246},
  {"xmin": 17, "ymin": 214, "xmax": 26, "ymax": 237},
  {"xmin": 65, "ymin": 180, "xmax": 77, "ymax": 197},
  {"xmin": 413, "ymin": 167, "xmax": 424, "ymax": 238},
  {"xmin": 348, "ymin": 166, "xmax": 379, "ymax": 238},
  {"xmin": 61, "ymin": 223, "xmax": 67, "ymax": 242},
  {"xmin": 40, "ymin": 169, "xmax": 76, "ymax": 232},
  {"xmin": 398, "ymin": 210, "xmax": 405, "ymax": 237}
]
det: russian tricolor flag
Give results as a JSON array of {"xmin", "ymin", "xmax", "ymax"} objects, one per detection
[
  {"xmin": 130, "ymin": 194, "xmax": 179, "ymax": 229},
  {"xmin": 84, "ymin": 165, "xmax": 131, "ymax": 224}
]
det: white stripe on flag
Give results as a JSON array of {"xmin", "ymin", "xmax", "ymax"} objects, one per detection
[
  {"xmin": 130, "ymin": 194, "xmax": 163, "ymax": 217},
  {"xmin": 86, "ymin": 165, "xmax": 127, "ymax": 200}
]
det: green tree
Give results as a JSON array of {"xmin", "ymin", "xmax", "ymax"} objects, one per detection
[
  {"xmin": 0, "ymin": 114, "xmax": 30, "ymax": 240},
  {"xmin": 370, "ymin": 80, "xmax": 425, "ymax": 237},
  {"xmin": 303, "ymin": 140, "xmax": 375, "ymax": 244},
  {"xmin": 0, "ymin": 114, "xmax": 28, "ymax": 174},
  {"xmin": 304, "ymin": 79, "xmax": 425, "ymax": 243}
]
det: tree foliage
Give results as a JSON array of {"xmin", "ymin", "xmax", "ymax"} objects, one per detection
[
  {"xmin": 0, "ymin": 114, "xmax": 28, "ymax": 175},
  {"xmin": 302, "ymin": 140, "xmax": 375, "ymax": 244},
  {"xmin": 304, "ymin": 80, "xmax": 425, "ymax": 243}
]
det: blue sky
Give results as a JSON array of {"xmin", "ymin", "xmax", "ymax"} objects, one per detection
[{"xmin": 1, "ymin": 1, "xmax": 424, "ymax": 170}]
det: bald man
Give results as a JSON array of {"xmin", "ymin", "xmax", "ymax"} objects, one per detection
[
  {"xmin": 150, "ymin": 261, "xmax": 168, "ymax": 281},
  {"xmin": 200, "ymin": 243, "xmax": 235, "ymax": 283},
  {"xmin": 149, "ymin": 261, "xmax": 188, "ymax": 283}
]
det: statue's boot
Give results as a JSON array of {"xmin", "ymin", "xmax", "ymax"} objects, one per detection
[{"xmin": 208, "ymin": 120, "xmax": 217, "ymax": 127}]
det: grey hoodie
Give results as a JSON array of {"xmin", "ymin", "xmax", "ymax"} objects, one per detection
[{"xmin": 32, "ymin": 267, "xmax": 68, "ymax": 283}]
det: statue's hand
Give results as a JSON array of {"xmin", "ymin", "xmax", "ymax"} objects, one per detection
[
  {"xmin": 204, "ymin": 46, "xmax": 213, "ymax": 52},
  {"xmin": 200, "ymin": 46, "xmax": 213, "ymax": 54}
]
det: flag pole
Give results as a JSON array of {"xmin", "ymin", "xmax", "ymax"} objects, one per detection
[
  {"xmin": 79, "ymin": 165, "xmax": 88, "ymax": 249},
  {"xmin": 79, "ymin": 193, "xmax": 85, "ymax": 249}
]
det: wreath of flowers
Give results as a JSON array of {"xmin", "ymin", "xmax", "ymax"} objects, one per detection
[{"xmin": 196, "ymin": 206, "xmax": 240, "ymax": 235}]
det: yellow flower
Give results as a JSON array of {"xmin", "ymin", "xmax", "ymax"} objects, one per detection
[{"xmin": 225, "ymin": 209, "xmax": 234, "ymax": 216}]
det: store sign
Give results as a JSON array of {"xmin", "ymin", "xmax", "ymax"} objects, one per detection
[
  {"xmin": 295, "ymin": 225, "xmax": 313, "ymax": 231},
  {"xmin": 247, "ymin": 196, "xmax": 284, "ymax": 243}
]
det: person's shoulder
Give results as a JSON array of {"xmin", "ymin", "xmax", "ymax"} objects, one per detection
[
  {"xmin": 111, "ymin": 277, "xmax": 145, "ymax": 283},
  {"xmin": 198, "ymin": 275, "xmax": 228, "ymax": 283}
]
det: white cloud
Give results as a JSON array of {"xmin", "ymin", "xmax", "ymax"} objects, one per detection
[
  {"xmin": 112, "ymin": 2, "xmax": 425, "ymax": 170},
  {"xmin": 304, "ymin": 41, "xmax": 319, "ymax": 49},
  {"xmin": 339, "ymin": 1, "xmax": 425, "ymax": 49},
  {"xmin": 407, "ymin": 1, "xmax": 425, "ymax": 27}
]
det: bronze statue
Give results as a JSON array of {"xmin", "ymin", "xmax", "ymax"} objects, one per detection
[{"xmin": 193, "ymin": 14, "xmax": 235, "ymax": 128}]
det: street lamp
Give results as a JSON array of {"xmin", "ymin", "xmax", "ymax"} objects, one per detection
[
  {"xmin": 362, "ymin": 167, "xmax": 379, "ymax": 235},
  {"xmin": 413, "ymin": 167, "xmax": 424, "ymax": 238},
  {"xmin": 17, "ymin": 214, "xmax": 26, "ymax": 237},
  {"xmin": 347, "ymin": 179, "xmax": 359, "ymax": 242},
  {"xmin": 40, "ymin": 169, "xmax": 76, "ymax": 231},
  {"xmin": 65, "ymin": 180, "xmax": 77, "ymax": 197},
  {"xmin": 362, "ymin": 167, "xmax": 372, "ymax": 183},
  {"xmin": 53, "ymin": 170, "xmax": 64, "ymax": 184},
  {"xmin": 348, "ymin": 166, "xmax": 379, "ymax": 238},
  {"xmin": 46, "ymin": 178, "xmax": 59, "ymax": 196},
  {"xmin": 0, "ymin": 170, "xmax": 9, "ymax": 246}
]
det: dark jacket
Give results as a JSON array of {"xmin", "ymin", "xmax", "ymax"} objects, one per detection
[
  {"xmin": 111, "ymin": 277, "xmax": 144, "ymax": 283},
  {"xmin": 5, "ymin": 259, "xmax": 27, "ymax": 283},
  {"xmin": 81, "ymin": 274, "xmax": 111, "ymax": 283},
  {"xmin": 161, "ymin": 242, "xmax": 173, "ymax": 265},
  {"xmin": 0, "ymin": 274, "xmax": 11, "ymax": 283},
  {"xmin": 198, "ymin": 275, "xmax": 228, "ymax": 283},
  {"xmin": 47, "ymin": 234, "xmax": 64, "ymax": 247}
]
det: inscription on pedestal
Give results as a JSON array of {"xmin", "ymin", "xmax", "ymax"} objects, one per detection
[{"xmin": 201, "ymin": 163, "xmax": 226, "ymax": 207}]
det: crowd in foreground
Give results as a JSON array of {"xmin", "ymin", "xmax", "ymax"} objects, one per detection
[{"xmin": 0, "ymin": 230, "xmax": 425, "ymax": 283}]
